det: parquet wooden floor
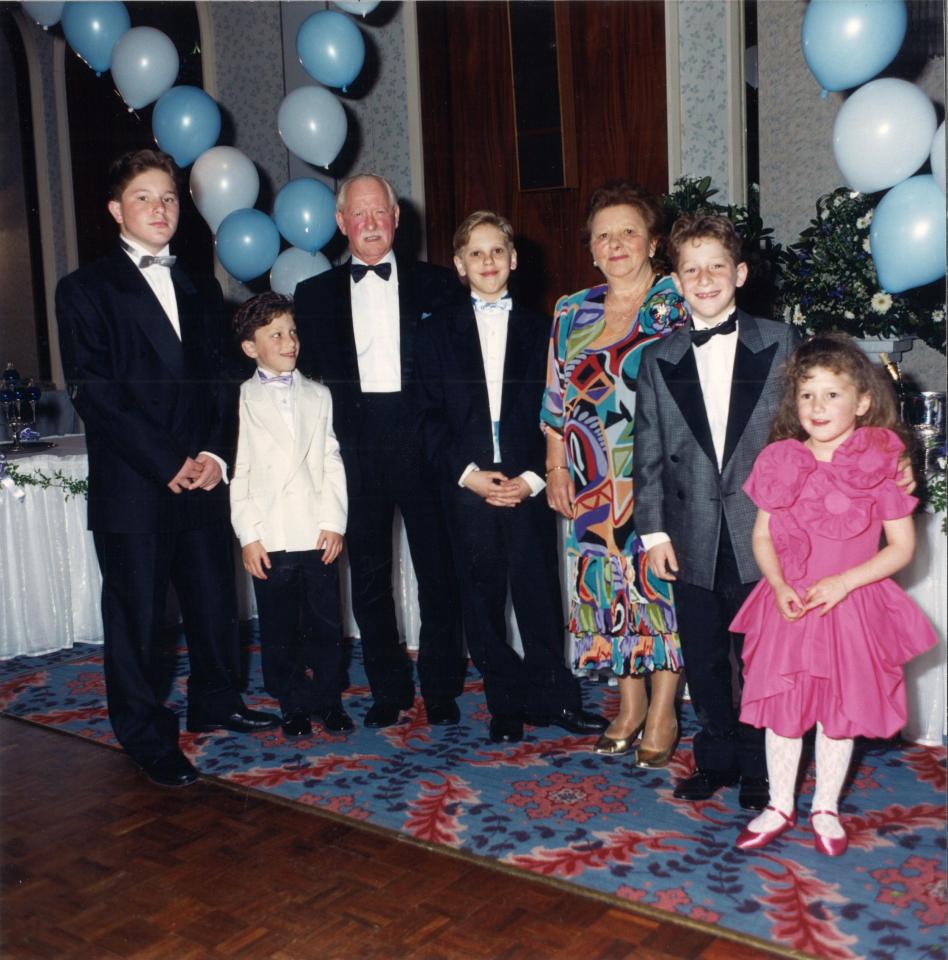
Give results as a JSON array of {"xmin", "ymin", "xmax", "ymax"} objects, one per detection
[{"xmin": 1, "ymin": 717, "xmax": 790, "ymax": 960}]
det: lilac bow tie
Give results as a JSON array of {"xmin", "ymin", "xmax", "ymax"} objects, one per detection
[
  {"xmin": 257, "ymin": 369, "xmax": 293, "ymax": 387},
  {"xmin": 472, "ymin": 294, "xmax": 512, "ymax": 314}
]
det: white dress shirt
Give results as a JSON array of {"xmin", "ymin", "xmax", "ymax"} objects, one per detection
[
  {"xmin": 458, "ymin": 294, "xmax": 544, "ymax": 497},
  {"xmin": 120, "ymin": 234, "xmax": 180, "ymax": 338},
  {"xmin": 350, "ymin": 250, "xmax": 401, "ymax": 393},
  {"xmin": 257, "ymin": 366, "xmax": 297, "ymax": 440},
  {"xmin": 639, "ymin": 309, "xmax": 739, "ymax": 552}
]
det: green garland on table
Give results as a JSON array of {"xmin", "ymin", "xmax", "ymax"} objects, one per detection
[{"xmin": 2, "ymin": 463, "xmax": 88, "ymax": 500}]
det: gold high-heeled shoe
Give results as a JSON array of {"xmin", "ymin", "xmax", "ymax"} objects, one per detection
[
  {"xmin": 634, "ymin": 723, "xmax": 680, "ymax": 768},
  {"xmin": 593, "ymin": 718, "xmax": 646, "ymax": 756}
]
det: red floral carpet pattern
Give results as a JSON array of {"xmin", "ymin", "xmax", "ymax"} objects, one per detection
[{"xmin": 1, "ymin": 640, "xmax": 944, "ymax": 960}]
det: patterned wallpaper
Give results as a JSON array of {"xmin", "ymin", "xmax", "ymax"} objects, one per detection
[{"xmin": 676, "ymin": 0, "xmax": 732, "ymax": 202}]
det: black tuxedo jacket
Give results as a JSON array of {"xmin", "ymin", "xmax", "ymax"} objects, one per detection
[
  {"xmin": 55, "ymin": 248, "xmax": 234, "ymax": 534},
  {"xmin": 293, "ymin": 258, "xmax": 463, "ymax": 490},
  {"xmin": 413, "ymin": 301, "xmax": 549, "ymax": 486}
]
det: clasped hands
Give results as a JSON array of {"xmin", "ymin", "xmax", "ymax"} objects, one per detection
[
  {"xmin": 464, "ymin": 470, "xmax": 530, "ymax": 507},
  {"xmin": 772, "ymin": 574, "xmax": 851, "ymax": 621},
  {"xmin": 242, "ymin": 531, "xmax": 344, "ymax": 580},
  {"xmin": 167, "ymin": 453, "xmax": 222, "ymax": 493}
]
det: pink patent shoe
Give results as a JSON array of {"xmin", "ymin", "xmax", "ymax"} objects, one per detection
[
  {"xmin": 811, "ymin": 809, "xmax": 848, "ymax": 857},
  {"xmin": 735, "ymin": 805, "xmax": 797, "ymax": 850}
]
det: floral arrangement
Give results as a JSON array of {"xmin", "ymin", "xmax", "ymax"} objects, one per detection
[
  {"xmin": 924, "ymin": 454, "xmax": 946, "ymax": 535},
  {"xmin": 776, "ymin": 188, "xmax": 945, "ymax": 352}
]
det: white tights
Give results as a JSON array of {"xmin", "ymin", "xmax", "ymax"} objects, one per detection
[{"xmin": 747, "ymin": 724, "xmax": 852, "ymax": 839}]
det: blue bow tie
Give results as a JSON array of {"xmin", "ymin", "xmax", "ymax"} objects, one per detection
[
  {"xmin": 350, "ymin": 261, "xmax": 392, "ymax": 282},
  {"xmin": 472, "ymin": 294, "xmax": 512, "ymax": 314},
  {"xmin": 257, "ymin": 369, "xmax": 293, "ymax": 387}
]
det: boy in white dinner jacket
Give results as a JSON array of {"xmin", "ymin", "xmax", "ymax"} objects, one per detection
[{"xmin": 230, "ymin": 292, "xmax": 349, "ymax": 738}]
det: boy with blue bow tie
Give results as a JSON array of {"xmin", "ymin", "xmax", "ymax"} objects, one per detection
[
  {"xmin": 231, "ymin": 293, "xmax": 350, "ymax": 738},
  {"xmin": 414, "ymin": 211, "xmax": 606, "ymax": 744}
]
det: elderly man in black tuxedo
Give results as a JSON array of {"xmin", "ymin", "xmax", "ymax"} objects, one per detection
[
  {"xmin": 293, "ymin": 174, "xmax": 467, "ymax": 728},
  {"xmin": 56, "ymin": 149, "xmax": 278, "ymax": 788}
]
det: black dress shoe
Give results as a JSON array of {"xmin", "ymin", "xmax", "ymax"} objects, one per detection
[
  {"xmin": 364, "ymin": 702, "xmax": 402, "ymax": 728},
  {"xmin": 489, "ymin": 715, "xmax": 523, "ymax": 743},
  {"xmin": 673, "ymin": 768, "xmax": 740, "ymax": 801},
  {"xmin": 186, "ymin": 706, "xmax": 281, "ymax": 734},
  {"xmin": 425, "ymin": 700, "xmax": 460, "ymax": 726},
  {"xmin": 138, "ymin": 751, "xmax": 198, "ymax": 788},
  {"xmin": 281, "ymin": 713, "xmax": 312, "ymax": 738},
  {"xmin": 739, "ymin": 776, "xmax": 771, "ymax": 811},
  {"xmin": 524, "ymin": 707, "xmax": 608, "ymax": 735},
  {"xmin": 314, "ymin": 705, "xmax": 354, "ymax": 733}
]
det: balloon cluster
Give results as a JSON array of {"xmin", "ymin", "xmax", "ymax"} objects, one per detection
[
  {"xmin": 802, "ymin": 0, "xmax": 945, "ymax": 294},
  {"xmin": 20, "ymin": 0, "xmax": 381, "ymax": 290}
]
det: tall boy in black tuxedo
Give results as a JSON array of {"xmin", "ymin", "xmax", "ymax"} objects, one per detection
[
  {"xmin": 414, "ymin": 211, "xmax": 606, "ymax": 744},
  {"xmin": 55, "ymin": 149, "xmax": 277, "ymax": 788},
  {"xmin": 293, "ymin": 174, "xmax": 466, "ymax": 729}
]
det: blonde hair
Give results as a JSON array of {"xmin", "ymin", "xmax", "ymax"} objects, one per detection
[{"xmin": 452, "ymin": 210, "xmax": 515, "ymax": 255}]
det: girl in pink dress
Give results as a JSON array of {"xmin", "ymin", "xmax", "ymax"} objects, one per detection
[{"xmin": 731, "ymin": 334, "xmax": 935, "ymax": 856}]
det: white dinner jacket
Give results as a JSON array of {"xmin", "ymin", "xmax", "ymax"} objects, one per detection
[{"xmin": 230, "ymin": 372, "xmax": 347, "ymax": 552}]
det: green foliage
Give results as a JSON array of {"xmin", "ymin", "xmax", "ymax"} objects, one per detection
[
  {"xmin": 2, "ymin": 464, "xmax": 88, "ymax": 500},
  {"xmin": 776, "ymin": 188, "xmax": 945, "ymax": 352}
]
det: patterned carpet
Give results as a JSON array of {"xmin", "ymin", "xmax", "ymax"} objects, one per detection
[{"xmin": 1, "ymin": 637, "xmax": 944, "ymax": 960}]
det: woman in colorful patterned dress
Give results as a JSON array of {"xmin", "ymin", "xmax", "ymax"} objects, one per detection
[{"xmin": 541, "ymin": 181, "xmax": 687, "ymax": 765}]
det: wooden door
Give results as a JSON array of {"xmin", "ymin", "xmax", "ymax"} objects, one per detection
[{"xmin": 418, "ymin": 0, "xmax": 668, "ymax": 314}]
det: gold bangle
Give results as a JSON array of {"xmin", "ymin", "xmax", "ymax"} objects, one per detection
[{"xmin": 545, "ymin": 465, "xmax": 569, "ymax": 477}]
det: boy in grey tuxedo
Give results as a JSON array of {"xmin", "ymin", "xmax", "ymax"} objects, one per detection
[{"xmin": 633, "ymin": 215, "xmax": 798, "ymax": 810}]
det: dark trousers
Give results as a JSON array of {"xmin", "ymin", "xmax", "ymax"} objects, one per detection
[
  {"xmin": 251, "ymin": 548, "xmax": 344, "ymax": 715},
  {"xmin": 673, "ymin": 520, "xmax": 766, "ymax": 779},
  {"xmin": 345, "ymin": 396, "xmax": 466, "ymax": 707},
  {"xmin": 446, "ymin": 487, "xmax": 581, "ymax": 718},
  {"xmin": 93, "ymin": 521, "xmax": 243, "ymax": 765}
]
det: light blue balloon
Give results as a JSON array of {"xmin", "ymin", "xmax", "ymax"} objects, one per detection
[
  {"xmin": 270, "ymin": 248, "xmax": 331, "ymax": 296},
  {"xmin": 297, "ymin": 10, "xmax": 365, "ymax": 91},
  {"xmin": 870, "ymin": 176, "xmax": 946, "ymax": 293},
  {"xmin": 216, "ymin": 209, "xmax": 281, "ymax": 284},
  {"xmin": 22, "ymin": 1, "xmax": 65, "ymax": 29},
  {"xmin": 62, "ymin": 1, "xmax": 130, "ymax": 76},
  {"xmin": 273, "ymin": 179, "xmax": 337, "ymax": 254},
  {"xmin": 802, "ymin": 0, "xmax": 907, "ymax": 94},
  {"xmin": 333, "ymin": 1, "xmax": 380, "ymax": 17},
  {"xmin": 278, "ymin": 86, "xmax": 348, "ymax": 169},
  {"xmin": 153, "ymin": 86, "xmax": 221, "ymax": 168},
  {"xmin": 111, "ymin": 26, "xmax": 179, "ymax": 110}
]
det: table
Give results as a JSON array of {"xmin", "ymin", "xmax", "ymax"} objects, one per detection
[{"xmin": 0, "ymin": 436, "xmax": 103, "ymax": 658}]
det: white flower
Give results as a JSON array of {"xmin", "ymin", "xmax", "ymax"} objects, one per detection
[
  {"xmin": 793, "ymin": 305, "xmax": 804, "ymax": 323},
  {"xmin": 862, "ymin": 238, "xmax": 872, "ymax": 254},
  {"xmin": 653, "ymin": 304, "xmax": 668, "ymax": 317},
  {"xmin": 933, "ymin": 309, "xmax": 945, "ymax": 323},
  {"xmin": 834, "ymin": 195, "xmax": 844, "ymax": 207},
  {"xmin": 856, "ymin": 212, "xmax": 873, "ymax": 229},
  {"xmin": 844, "ymin": 311, "xmax": 855, "ymax": 320},
  {"xmin": 849, "ymin": 191, "xmax": 861, "ymax": 199},
  {"xmin": 819, "ymin": 207, "xmax": 830, "ymax": 220},
  {"xmin": 871, "ymin": 292, "xmax": 893, "ymax": 314}
]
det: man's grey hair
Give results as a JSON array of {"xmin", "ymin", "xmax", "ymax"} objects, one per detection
[{"xmin": 335, "ymin": 173, "xmax": 399, "ymax": 212}]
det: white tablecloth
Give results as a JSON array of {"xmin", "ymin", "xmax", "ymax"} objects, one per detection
[{"xmin": 0, "ymin": 436, "xmax": 103, "ymax": 658}]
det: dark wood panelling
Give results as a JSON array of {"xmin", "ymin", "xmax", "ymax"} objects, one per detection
[{"xmin": 418, "ymin": 0, "xmax": 668, "ymax": 314}]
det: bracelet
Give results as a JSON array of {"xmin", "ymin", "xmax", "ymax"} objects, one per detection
[{"xmin": 545, "ymin": 465, "xmax": 569, "ymax": 477}]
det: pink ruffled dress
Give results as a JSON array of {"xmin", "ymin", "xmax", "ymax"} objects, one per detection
[{"xmin": 732, "ymin": 427, "xmax": 936, "ymax": 739}]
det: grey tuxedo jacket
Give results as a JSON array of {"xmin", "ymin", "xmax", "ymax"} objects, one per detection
[{"xmin": 633, "ymin": 310, "xmax": 800, "ymax": 589}]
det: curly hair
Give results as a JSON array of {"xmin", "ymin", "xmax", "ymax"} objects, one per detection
[
  {"xmin": 668, "ymin": 213, "xmax": 743, "ymax": 271},
  {"xmin": 234, "ymin": 291, "xmax": 295, "ymax": 344},
  {"xmin": 582, "ymin": 180, "xmax": 664, "ymax": 245},
  {"xmin": 768, "ymin": 332, "xmax": 913, "ymax": 450}
]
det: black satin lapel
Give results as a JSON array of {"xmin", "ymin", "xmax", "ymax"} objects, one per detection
[
  {"xmin": 722, "ymin": 336, "xmax": 779, "ymax": 468},
  {"xmin": 173, "ymin": 268, "xmax": 202, "ymax": 380},
  {"xmin": 114, "ymin": 253, "xmax": 184, "ymax": 379},
  {"xmin": 335, "ymin": 267, "xmax": 359, "ymax": 384},
  {"xmin": 657, "ymin": 349, "xmax": 717, "ymax": 468},
  {"xmin": 398, "ymin": 262, "xmax": 417, "ymax": 384},
  {"xmin": 451, "ymin": 306, "xmax": 488, "ymax": 420},
  {"xmin": 499, "ymin": 307, "xmax": 533, "ymax": 421}
]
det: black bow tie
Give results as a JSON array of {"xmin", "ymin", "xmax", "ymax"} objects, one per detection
[
  {"xmin": 350, "ymin": 262, "xmax": 392, "ymax": 283},
  {"xmin": 690, "ymin": 314, "xmax": 737, "ymax": 347}
]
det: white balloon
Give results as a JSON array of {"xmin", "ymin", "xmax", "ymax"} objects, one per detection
[
  {"xmin": 270, "ymin": 248, "xmax": 331, "ymax": 296},
  {"xmin": 333, "ymin": 1, "xmax": 380, "ymax": 17},
  {"xmin": 190, "ymin": 147, "xmax": 259, "ymax": 234},
  {"xmin": 931, "ymin": 121, "xmax": 946, "ymax": 194},
  {"xmin": 832, "ymin": 79, "xmax": 936, "ymax": 193},
  {"xmin": 278, "ymin": 86, "xmax": 348, "ymax": 169},
  {"xmin": 21, "ymin": 1, "xmax": 64, "ymax": 29}
]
